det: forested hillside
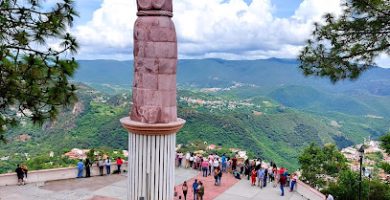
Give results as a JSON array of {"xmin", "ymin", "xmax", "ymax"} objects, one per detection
[{"xmin": 1, "ymin": 59, "xmax": 389, "ymax": 173}]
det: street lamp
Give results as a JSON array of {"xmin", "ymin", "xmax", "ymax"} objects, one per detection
[{"xmin": 358, "ymin": 145, "xmax": 365, "ymax": 200}]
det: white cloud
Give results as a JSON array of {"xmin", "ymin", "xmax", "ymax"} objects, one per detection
[{"xmin": 73, "ymin": 0, "xmax": 349, "ymax": 61}]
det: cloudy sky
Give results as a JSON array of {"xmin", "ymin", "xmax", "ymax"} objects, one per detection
[{"xmin": 70, "ymin": 0, "xmax": 389, "ymax": 67}]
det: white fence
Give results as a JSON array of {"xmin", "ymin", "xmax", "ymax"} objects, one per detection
[{"xmin": 0, "ymin": 163, "xmax": 123, "ymax": 187}]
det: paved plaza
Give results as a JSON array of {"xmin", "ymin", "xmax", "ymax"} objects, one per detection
[{"xmin": 0, "ymin": 168, "xmax": 306, "ymax": 200}]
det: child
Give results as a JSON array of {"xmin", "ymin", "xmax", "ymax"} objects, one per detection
[{"xmin": 251, "ymin": 168, "xmax": 257, "ymax": 186}]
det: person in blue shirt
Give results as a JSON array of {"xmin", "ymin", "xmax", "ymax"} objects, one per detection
[
  {"xmin": 221, "ymin": 154, "xmax": 227, "ymax": 173},
  {"xmin": 192, "ymin": 179, "xmax": 198, "ymax": 200},
  {"xmin": 257, "ymin": 168, "xmax": 265, "ymax": 188},
  {"xmin": 77, "ymin": 159, "xmax": 84, "ymax": 178}
]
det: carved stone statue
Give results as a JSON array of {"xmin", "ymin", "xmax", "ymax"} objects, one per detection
[{"xmin": 130, "ymin": 0, "xmax": 177, "ymax": 124}]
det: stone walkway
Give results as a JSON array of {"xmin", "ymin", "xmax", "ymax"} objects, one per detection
[
  {"xmin": 0, "ymin": 168, "xmax": 198, "ymax": 200},
  {"xmin": 0, "ymin": 168, "xmax": 306, "ymax": 200},
  {"xmin": 174, "ymin": 170, "xmax": 239, "ymax": 200},
  {"xmin": 215, "ymin": 179, "xmax": 307, "ymax": 200}
]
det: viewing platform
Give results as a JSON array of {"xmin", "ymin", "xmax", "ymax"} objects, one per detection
[{"xmin": 0, "ymin": 167, "xmax": 324, "ymax": 200}]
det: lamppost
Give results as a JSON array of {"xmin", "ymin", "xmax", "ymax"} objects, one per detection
[{"xmin": 358, "ymin": 145, "xmax": 365, "ymax": 200}]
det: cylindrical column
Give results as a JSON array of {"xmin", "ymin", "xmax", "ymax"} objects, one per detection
[
  {"xmin": 122, "ymin": 0, "xmax": 184, "ymax": 199},
  {"xmin": 121, "ymin": 118, "xmax": 185, "ymax": 200},
  {"xmin": 127, "ymin": 133, "xmax": 177, "ymax": 200}
]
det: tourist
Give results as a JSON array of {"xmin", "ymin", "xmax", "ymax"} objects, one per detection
[
  {"xmin": 257, "ymin": 167, "xmax": 264, "ymax": 188},
  {"xmin": 178, "ymin": 152, "xmax": 184, "ymax": 167},
  {"xmin": 189, "ymin": 153, "xmax": 194, "ymax": 168},
  {"xmin": 116, "ymin": 157, "xmax": 123, "ymax": 173},
  {"xmin": 217, "ymin": 167, "xmax": 223, "ymax": 185},
  {"xmin": 272, "ymin": 163, "xmax": 278, "ymax": 187},
  {"xmin": 232, "ymin": 156, "xmax": 237, "ymax": 171},
  {"xmin": 251, "ymin": 168, "xmax": 257, "ymax": 186},
  {"xmin": 182, "ymin": 181, "xmax": 188, "ymax": 200},
  {"xmin": 290, "ymin": 173, "xmax": 298, "ymax": 192},
  {"xmin": 21, "ymin": 164, "xmax": 28, "ymax": 183},
  {"xmin": 284, "ymin": 169, "xmax": 290, "ymax": 187},
  {"xmin": 226, "ymin": 157, "xmax": 231, "ymax": 173},
  {"xmin": 233, "ymin": 169, "xmax": 241, "ymax": 179},
  {"xmin": 213, "ymin": 158, "xmax": 220, "ymax": 170},
  {"xmin": 15, "ymin": 164, "xmax": 24, "ymax": 185},
  {"xmin": 244, "ymin": 159, "xmax": 251, "ymax": 180},
  {"xmin": 263, "ymin": 167, "xmax": 268, "ymax": 187},
  {"xmin": 77, "ymin": 159, "xmax": 84, "ymax": 178},
  {"xmin": 269, "ymin": 166, "xmax": 274, "ymax": 183},
  {"xmin": 214, "ymin": 167, "xmax": 220, "ymax": 185},
  {"xmin": 192, "ymin": 179, "xmax": 198, "ymax": 200},
  {"xmin": 98, "ymin": 158, "xmax": 104, "ymax": 176},
  {"xmin": 221, "ymin": 153, "xmax": 227, "ymax": 172},
  {"xmin": 197, "ymin": 181, "xmax": 204, "ymax": 200},
  {"xmin": 201, "ymin": 159, "xmax": 209, "ymax": 177},
  {"xmin": 279, "ymin": 173, "xmax": 287, "ymax": 196},
  {"xmin": 185, "ymin": 152, "xmax": 191, "ymax": 168},
  {"xmin": 85, "ymin": 158, "xmax": 92, "ymax": 177},
  {"xmin": 105, "ymin": 157, "xmax": 111, "ymax": 175}
]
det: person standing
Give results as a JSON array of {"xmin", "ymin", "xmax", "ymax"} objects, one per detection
[
  {"xmin": 257, "ymin": 167, "xmax": 264, "ymax": 188},
  {"xmin": 77, "ymin": 159, "xmax": 84, "ymax": 178},
  {"xmin": 214, "ymin": 167, "xmax": 220, "ymax": 185},
  {"xmin": 217, "ymin": 167, "xmax": 223, "ymax": 185},
  {"xmin": 21, "ymin": 164, "xmax": 28, "ymax": 184},
  {"xmin": 197, "ymin": 181, "xmax": 204, "ymax": 200},
  {"xmin": 263, "ymin": 168, "xmax": 268, "ymax": 187},
  {"xmin": 251, "ymin": 168, "xmax": 257, "ymax": 186},
  {"xmin": 116, "ymin": 157, "xmax": 123, "ymax": 173},
  {"xmin": 15, "ymin": 164, "xmax": 24, "ymax": 185},
  {"xmin": 192, "ymin": 179, "xmax": 198, "ymax": 200},
  {"xmin": 85, "ymin": 158, "xmax": 92, "ymax": 177},
  {"xmin": 182, "ymin": 181, "xmax": 188, "ymax": 200},
  {"xmin": 98, "ymin": 158, "xmax": 104, "ymax": 176},
  {"xmin": 221, "ymin": 154, "xmax": 227, "ymax": 173},
  {"xmin": 189, "ymin": 153, "xmax": 194, "ymax": 168},
  {"xmin": 290, "ymin": 173, "xmax": 298, "ymax": 192},
  {"xmin": 272, "ymin": 164, "xmax": 278, "ymax": 187},
  {"xmin": 105, "ymin": 157, "xmax": 111, "ymax": 175},
  {"xmin": 232, "ymin": 156, "xmax": 238, "ymax": 171},
  {"xmin": 201, "ymin": 159, "xmax": 209, "ymax": 177},
  {"xmin": 178, "ymin": 152, "xmax": 183, "ymax": 167},
  {"xmin": 279, "ymin": 173, "xmax": 287, "ymax": 196}
]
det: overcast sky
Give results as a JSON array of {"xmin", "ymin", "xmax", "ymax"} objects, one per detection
[{"xmin": 70, "ymin": 0, "xmax": 389, "ymax": 68}]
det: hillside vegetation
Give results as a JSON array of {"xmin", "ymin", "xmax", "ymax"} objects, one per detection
[{"xmin": 1, "ymin": 59, "xmax": 389, "ymax": 173}]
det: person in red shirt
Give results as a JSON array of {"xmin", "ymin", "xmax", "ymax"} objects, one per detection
[
  {"xmin": 116, "ymin": 157, "xmax": 123, "ymax": 174},
  {"xmin": 232, "ymin": 157, "xmax": 238, "ymax": 171},
  {"xmin": 279, "ymin": 174, "xmax": 287, "ymax": 196},
  {"xmin": 250, "ymin": 169, "xmax": 257, "ymax": 186},
  {"xmin": 279, "ymin": 167, "xmax": 285, "ymax": 176}
]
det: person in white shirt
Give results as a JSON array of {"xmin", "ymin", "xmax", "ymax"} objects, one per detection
[
  {"xmin": 185, "ymin": 152, "xmax": 191, "ymax": 168},
  {"xmin": 105, "ymin": 157, "xmax": 111, "ymax": 175},
  {"xmin": 209, "ymin": 159, "xmax": 214, "ymax": 176}
]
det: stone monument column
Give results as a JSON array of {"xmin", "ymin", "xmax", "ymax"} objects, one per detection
[{"xmin": 120, "ymin": 0, "xmax": 185, "ymax": 199}]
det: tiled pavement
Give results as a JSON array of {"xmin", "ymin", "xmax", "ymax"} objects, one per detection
[
  {"xmin": 174, "ymin": 170, "xmax": 239, "ymax": 200},
  {"xmin": 0, "ymin": 168, "xmax": 305, "ymax": 200}
]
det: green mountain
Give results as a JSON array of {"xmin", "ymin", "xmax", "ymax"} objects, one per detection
[
  {"xmin": 75, "ymin": 59, "xmax": 390, "ymax": 96},
  {"xmin": 1, "ymin": 59, "xmax": 390, "ymax": 173}
]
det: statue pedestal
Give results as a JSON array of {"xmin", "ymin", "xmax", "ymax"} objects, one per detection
[{"xmin": 121, "ymin": 117, "xmax": 185, "ymax": 200}]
